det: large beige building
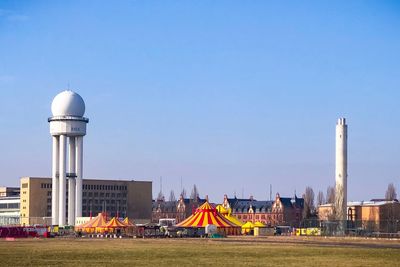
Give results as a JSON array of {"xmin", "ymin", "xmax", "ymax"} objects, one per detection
[
  {"xmin": 20, "ymin": 177, "xmax": 152, "ymax": 226},
  {"xmin": 318, "ymin": 200, "xmax": 400, "ymax": 233}
]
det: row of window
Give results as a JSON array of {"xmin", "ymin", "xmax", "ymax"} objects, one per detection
[
  {"xmin": 83, "ymin": 184, "xmax": 127, "ymax": 191},
  {"xmin": 40, "ymin": 184, "xmax": 128, "ymax": 191},
  {"xmin": 41, "ymin": 183, "xmax": 52, "ymax": 189},
  {"xmin": 82, "ymin": 192, "xmax": 127, "ymax": 198},
  {"xmin": 45, "ymin": 198, "xmax": 127, "ymax": 207},
  {"xmin": 0, "ymin": 203, "xmax": 19, "ymax": 209},
  {"xmin": 82, "ymin": 199, "xmax": 126, "ymax": 205},
  {"xmin": 82, "ymin": 206, "xmax": 126, "ymax": 211},
  {"xmin": 237, "ymin": 214, "xmax": 283, "ymax": 221}
]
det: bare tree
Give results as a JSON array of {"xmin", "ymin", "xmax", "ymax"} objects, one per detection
[
  {"xmin": 168, "ymin": 190, "xmax": 176, "ymax": 202},
  {"xmin": 157, "ymin": 190, "xmax": 164, "ymax": 201},
  {"xmin": 181, "ymin": 188, "xmax": 187, "ymax": 199},
  {"xmin": 190, "ymin": 184, "xmax": 199, "ymax": 201},
  {"xmin": 302, "ymin": 186, "xmax": 315, "ymax": 219},
  {"xmin": 385, "ymin": 183, "xmax": 397, "ymax": 201},
  {"xmin": 326, "ymin": 186, "xmax": 335, "ymax": 204},
  {"xmin": 317, "ymin": 191, "xmax": 325, "ymax": 206}
]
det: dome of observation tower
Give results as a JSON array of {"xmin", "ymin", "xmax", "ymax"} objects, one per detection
[{"xmin": 51, "ymin": 90, "xmax": 85, "ymax": 117}]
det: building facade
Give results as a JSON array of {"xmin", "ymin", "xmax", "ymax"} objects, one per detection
[
  {"xmin": 226, "ymin": 194, "xmax": 304, "ymax": 227},
  {"xmin": 318, "ymin": 200, "xmax": 400, "ymax": 233},
  {"xmin": 151, "ymin": 195, "xmax": 204, "ymax": 223},
  {"xmin": 151, "ymin": 193, "xmax": 304, "ymax": 227},
  {"xmin": 0, "ymin": 189, "xmax": 20, "ymax": 226},
  {"xmin": 20, "ymin": 177, "xmax": 152, "ymax": 226}
]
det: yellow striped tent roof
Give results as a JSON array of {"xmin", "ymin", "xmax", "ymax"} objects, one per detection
[
  {"xmin": 75, "ymin": 213, "xmax": 107, "ymax": 229},
  {"xmin": 216, "ymin": 205, "xmax": 244, "ymax": 226},
  {"xmin": 177, "ymin": 201, "xmax": 240, "ymax": 228}
]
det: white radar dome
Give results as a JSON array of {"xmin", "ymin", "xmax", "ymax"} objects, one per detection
[{"xmin": 51, "ymin": 90, "xmax": 85, "ymax": 117}]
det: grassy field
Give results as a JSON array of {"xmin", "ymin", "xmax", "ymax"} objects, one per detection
[{"xmin": 0, "ymin": 236, "xmax": 399, "ymax": 266}]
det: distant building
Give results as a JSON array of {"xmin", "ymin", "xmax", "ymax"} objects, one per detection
[
  {"xmin": 20, "ymin": 177, "xmax": 152, "ymax": 226},
  {"xmin": 318, "ymin": 199, "xmax": 400, "ymax": 233},
  {"xmin": 0, "ymin": 187, "xmax": 20, "ymax": 197},
  {"xmin": 151, "ymin": 193, "xmax": 304, "ymax": 227},
  {"xmin": 225, "ymin": 193, "xmax": 304, "ymax": 227},
  {"xmin": 151, "ymin": 195, "xmax": 204, "ymax": 223},
  {"xmin": 0, "ymin": 194, "xmax": 20, "ymax": 226}
]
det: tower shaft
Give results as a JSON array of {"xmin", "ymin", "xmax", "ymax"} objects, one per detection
[{"xmin": 335, "ymin": 118, "xmax": 347, "ymax": 224}]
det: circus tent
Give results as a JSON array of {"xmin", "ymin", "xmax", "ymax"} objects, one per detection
[
  {"xmin": 241, "ymin": 221, "xmax": 254, "ymax": 234},
  {"xmin": 216, "ymin": 205, "xmax": 244, "ymax": 226},
  {"xmin": 123, "ymin": 217, "xmax": 134, "ymax": 226},
  {"xmin": 103, "ymin": 217, "xmax": 129, "ymax": 229},
  {"xmin": 177, "ymin": 200, "xmax": 241, "ymax": 235},
  {"xmin": 75, "ymin": 213, "xmax": 107, "ymax": 232}
]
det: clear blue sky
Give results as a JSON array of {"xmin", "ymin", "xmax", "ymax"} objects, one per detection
[{"xmin": 1, "ymin": 1, "xmax": 400, "ymax": 202}]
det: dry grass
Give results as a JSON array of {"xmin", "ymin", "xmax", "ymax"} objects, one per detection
[{"xmin": 0, "ymin": 237, "xmax": 399, "ymax": 266}]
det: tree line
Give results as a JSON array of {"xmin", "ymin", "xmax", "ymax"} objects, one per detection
[
  {"xmin": 302, "ymin": 182, "xmax": 398, "ymax": 219},
  {"xmin": 156, "ymin": 184, "xmax": 200, "ymax": 202}
]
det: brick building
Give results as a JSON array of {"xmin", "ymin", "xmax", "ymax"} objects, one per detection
[
  {"xmin": 224, "ymin": 193, "xmax": 304, "ymax": 227},
  {"xmin": 152, "ymin": 193, "xmax": 304, "ymax": 227},
  {"xmin": 151, "ymin": 195, "xmax": 204, "ymax": 223}
]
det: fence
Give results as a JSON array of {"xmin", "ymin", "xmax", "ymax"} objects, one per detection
[
  {"xmin": 0, "ymin": 216, "xmax": 20, "ymax": 226},
  {"xmin": 300, "ymin": 219, "xmax": 400, "ymax": 237}
]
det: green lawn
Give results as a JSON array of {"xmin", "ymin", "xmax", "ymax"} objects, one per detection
[{"xmin": 0, "ymin": 237, "xmax": 399, "ymax": 266}]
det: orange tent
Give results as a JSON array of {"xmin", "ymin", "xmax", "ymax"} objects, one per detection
[
  {"xmin": 75, "ymin": 213, "xmax": 107, "ymax": 232},
  {"xmin": 177, "ymin": 201, "xmax": 241, "ymax": 231},
  {"xmin": 123, "ymin": 217, "xmax": 134, "ymax": 226},
  {"xmin": 76, "ymin": 213, "xmax": 107, "ymax": 228},
  {"xmin": 104, "ymin": 217, "xmax": 129, "ymax": 228}
]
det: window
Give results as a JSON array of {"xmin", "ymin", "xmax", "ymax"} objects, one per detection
[
  {"xmin": 22, "ymin": 183, "xmax": 28, "ymax": 188},
  {"xmin": 47, "ymin": 191, "xmax": 52, "ymax": 196}
]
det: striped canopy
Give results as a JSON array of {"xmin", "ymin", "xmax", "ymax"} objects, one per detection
[
  {"xmin": 103, "ymin": 217, "xmax": 128, "ymax": 228},
  {"xmin": 123, "ymin": 217, "xmax": 134, "ymax": 226},
  {"xmin": 177, "ymin": 201, "xmax": 240, "ymax": 228},
  {"xmin": 76, "ymin": 213, "xmax": 107, "ymax": 229},
  {"xmin": 216, "ymin": 205, "xmax": 244, "ymax": 226},
  {"xmin": 241, "ymin": 221, "xmax": 254, "ymax": 229}
]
